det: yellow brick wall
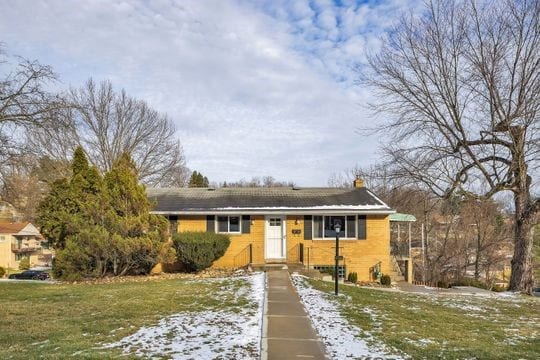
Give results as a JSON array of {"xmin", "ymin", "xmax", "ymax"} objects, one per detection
[
  {"xmin": 177, "ymin": 215, "xmax": 266, "ymax": 268},
  {"xmin": 176, "ymin": 214, "xmax": 390, "ymax": 281},
  {"xmin": 286, "ymin": 215, "xmax": 390, "ymax": 282},
  {"xmin": 178, "ymin": 216, "xmax": 206, "ymax": 232}
]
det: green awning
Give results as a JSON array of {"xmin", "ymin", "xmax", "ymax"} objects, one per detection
[{"xmin": 389, "ymin": 213, "xmax": 416, "ymax": 222}]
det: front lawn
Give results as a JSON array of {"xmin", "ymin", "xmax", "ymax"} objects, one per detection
[
  {"xmin": 0, "ymin": 274, "xmax": 264, "ymax": 359},
  {"xmin": 302, "ymin": 278, "xmax": 540, "ymax": 359}
]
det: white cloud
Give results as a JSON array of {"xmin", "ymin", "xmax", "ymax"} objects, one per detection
[{"xmin": 0, "ymin": 0, "xmax": 422, "ymax": 186}]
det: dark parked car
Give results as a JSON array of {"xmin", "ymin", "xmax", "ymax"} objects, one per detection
[{"xmin": 8, "ymin": 270, "xmax": 50, "ymax": 280}]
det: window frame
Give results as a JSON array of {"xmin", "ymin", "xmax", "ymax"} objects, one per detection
[
  {"xmin": 312, "ymin": 215, "xmax": 358, "ymax": 240},
  {"xmin": 216, "ymin": 215, "xmax": 242, "ymax": 234}
]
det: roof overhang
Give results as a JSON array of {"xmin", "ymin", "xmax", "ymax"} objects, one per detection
[{"xmin": 151, "ymin": 208, "xmax": 396, "ymax": 216}]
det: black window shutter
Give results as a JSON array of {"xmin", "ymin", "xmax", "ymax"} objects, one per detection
[
  {"xmin": 304, "ymin": 215, "xmax": 312, "ymax": 240},
  {"xmin": 242, "ymin": 215, "xmax": 251, "ymax": 234},
  {"xmin": 206, "ymin": 215, "xmax": 215, "ymax": 233},
  {"xmin": 169, "ymin": 215, "xmax": 178, "ymax": 235},
  {"xmin": 358, "ymin": 215, "xmax": 367, "ymax": 240},
  {"xmin": 346, "ymin": 216, "xmax": 355, "ymax": 238}
]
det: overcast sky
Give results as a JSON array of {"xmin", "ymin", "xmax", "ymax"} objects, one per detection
[{"xmin": 0, "ymin": 0, "xmax": 422, "ymax": 186}]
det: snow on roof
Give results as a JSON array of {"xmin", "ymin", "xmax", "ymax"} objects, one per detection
[{"xmin": 148, "ymin": 187, "xmax": 394, "ymax": 214}]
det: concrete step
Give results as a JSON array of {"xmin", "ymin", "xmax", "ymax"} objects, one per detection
[
  {"xmin": 389, "ymin": 272, "xmax": 405, "ymax": 282},
  {"xmin": 286, "ymin": 263, "xmax": 306, "ymax": 272},
  {"xmin": 251, "ymin": 263, "xmax": 289, "ymax": 272},
  {"xmin": 251, "ymin": 263, "xmax": 306, "ymax": 272}
]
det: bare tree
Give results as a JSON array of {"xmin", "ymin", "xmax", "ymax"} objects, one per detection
[
  {"xmin": 366, "ymin": 0, "xmax": 539, "ymax": 293},
  {"xmin": 0, "ymin": 45, "xmax": 58, "ymax": 126},
  {"xmin": 0, "ymin": 45, "xmax": 59, "ymax": 168},
  {"xmin": 221, "ymin": 176, "xmax": 295, "ymax": 188},
  {"xmin": 27, "ymin": 79, "xmax": 190, "ymax": 187},
  {"xmin": 0, "ymin": 45, "xmax": 64, "ymax": 217}
]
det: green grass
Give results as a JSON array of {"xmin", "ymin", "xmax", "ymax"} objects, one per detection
[
  {"xmin": 0, "ymin": 277, "xmax": 252, "ymax": 359},
  {"xmin": 309, "ymin": 280, "xmax": 540, "ymax": 359}
]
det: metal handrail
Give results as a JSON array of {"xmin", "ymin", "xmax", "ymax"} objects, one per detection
[{"xmin": 233, "ymin": 244, "xmax": 252, "ymax": 269}]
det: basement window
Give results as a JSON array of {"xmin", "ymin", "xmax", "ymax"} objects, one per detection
[
  {"xmin": 313, "ymin": 265, "xmax": 346, "ymax": 279},
  {"xmin": 217, "ymin": 216, "xmax": 241, "ymax": 233}
]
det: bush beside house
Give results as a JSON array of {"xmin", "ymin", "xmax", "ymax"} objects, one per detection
[
  {"xmin": 380, "ymin": 274, "xmax": 391, "ymax": 286},
  {"xmin": 18, "ymin": 257, "xmax": 30, "ymax": 270},
  {"xmin": 172, "ymin": 232, "xmax": 230, "ymax": 272}
]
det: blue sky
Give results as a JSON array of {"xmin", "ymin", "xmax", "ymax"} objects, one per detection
[{"xmin": 0, "ymin": 0, "xmax": 422, "ymax": 186}]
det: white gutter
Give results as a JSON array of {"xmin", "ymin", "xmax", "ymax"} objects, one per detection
[{"xmin": 151, "ymin": 209, "xmax": 396, "ymax": 216}]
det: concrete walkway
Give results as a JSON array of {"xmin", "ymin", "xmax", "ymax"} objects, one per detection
[{"xmin": 262, "ymin": 267, "xmax": 327, "ymax": 360}]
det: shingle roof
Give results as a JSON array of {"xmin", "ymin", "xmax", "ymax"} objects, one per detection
[
  {"xmin": 0, "ymin": 222, "xmax": 30, "ymax": 234},
  {"xmin": 147, "ymin": 187, "xmax": 394, "ymax": 214},
  {"xmin": 0, "ymin": 222, "xmax": 42, "ymax": 237}
]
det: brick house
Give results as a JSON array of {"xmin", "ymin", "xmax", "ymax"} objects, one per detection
[{"xmin": 148, "ymin": 179, "xmax": 395, "ymax": 282}]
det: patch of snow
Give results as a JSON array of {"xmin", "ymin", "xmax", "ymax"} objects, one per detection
[
  {"xmin": 291, "ymin": 274, "xmax": 404, "ymax": 360},
  {"xmin": 30, "ymin": 339, "xmax": 49, "ymax": 346},
  {"xmin": 403, "ymin": 337, "xmax": 435, "ymax": 348},
  {"xmin": 103, "ymin": 273, "xmax": 265, "ymax": 359},
  {"xmin": 441, "ymin": 302, "xmax": 486, "ymax": 312}
]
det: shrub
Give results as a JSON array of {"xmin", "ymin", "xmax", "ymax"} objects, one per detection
[
  {"xmin": 451, "ymin": 278, "xmax": 490, "ymax": 290},
  {"xmin": 452, "ymin": 278, "xmax": 508, "ymax": 292},
  {"xmin": 347, "ymin": 272, "xmax": 358, "ymax": 284},
  {"xmin": 19, "ymin": 257, "xmax": 30, "ymax": 270},
  {"xmin": 52, "ymin": 237, "xmax": 93, "ymax": 280},
  {"xmin": 172, "ymin": 232, "xmax": 230, "ymax": 272},
  {"xmin": 0, "ymin": 266, "xmax": 5, "ymax": 277},
  {"xmin": 380, "ymin": 274, "xmax": 391, "ymax": 286},
  {"xmin": 437, "ymin": 280, "xmax": 450, "ymax": 289},
  {"xmin": 492, "ymin": 284, "xmax": 507, "ymax": 292}
]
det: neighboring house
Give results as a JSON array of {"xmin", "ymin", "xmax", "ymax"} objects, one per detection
[
  {"xmin": 0, "ymin": 222, "xmax": 52, "ymax": 270},
  {"xmin": 148, "ymin": 179, "xmax": 396, "ymax": 282}
]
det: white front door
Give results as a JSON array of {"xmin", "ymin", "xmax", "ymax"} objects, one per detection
[{"xmin": 265, "ymin": 216, "xmax": 286, "ymax": 259}]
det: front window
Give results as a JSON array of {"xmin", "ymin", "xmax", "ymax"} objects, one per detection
[
  {"xmin": 313, "ymin": 215, "xmax": 356, "ymax": 239},
  {"xmin": 217, "ymin": 216, "xmax": 241, "ymax": 233}
]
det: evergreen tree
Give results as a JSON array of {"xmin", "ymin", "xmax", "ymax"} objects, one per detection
[
  {"xmin": 103, "ymin": 153, "xmax": 170, "ymax": 275},
  {"xmin": 37, "ymin": 148, "xmax": 170, "ymax": 279},
  {"xmin": 38, "ymin": 146, "xmax": 101, "ymax": 249},
  {"xmin": 188, "ymin": 171, "xmax": 209, "ymax": 187}
]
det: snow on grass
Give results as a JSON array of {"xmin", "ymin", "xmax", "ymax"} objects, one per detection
[
  {"xmin": 291, "ymin": 274, "xmax": 404, "ymax": 360},
  {"xmin": 103, "ymin": 272, "xmax": 265, "ymax": 359},
  {"xmin": 403, "ymin": 337, "xmax": 436, "ymax": 348}
]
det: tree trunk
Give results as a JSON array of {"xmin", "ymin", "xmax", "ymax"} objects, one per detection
[
  {"xmin": 509, "ymin": 188, "xmax": 535, "ymax": 294},
  {"xmin": 474, "ymin": 224, "xmax": 481, "ymax": 280}
]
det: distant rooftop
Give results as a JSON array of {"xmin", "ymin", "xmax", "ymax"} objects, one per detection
[
  {"xmin": 390, "ymin": 213, "xmax": 417, "ymax": 222},
  {"xmin": 0, "ymin": 222, "xmax": 41, "ymax": 236},
  {"xmin": 147, "ymin": 187, "xmax": 394, "ymax": 215}
]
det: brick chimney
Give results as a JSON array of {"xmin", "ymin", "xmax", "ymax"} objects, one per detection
[{"xmin": 353, "ymin": 177, "xmax": 364, "ymax": 188}]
